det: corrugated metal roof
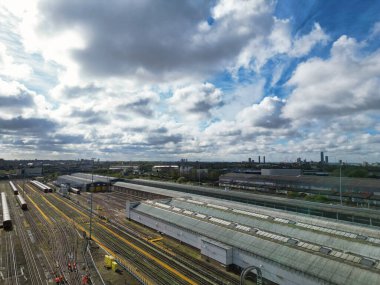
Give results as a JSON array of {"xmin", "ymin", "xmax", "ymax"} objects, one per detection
[
  {"xmin": 114, "ymin": 181, "xmax": 380, "ymax": 239},
  {"xmin": 57, "ymin": 174, "xmax": 109, "ymax": 185},
  {"xmin": 168, "ymin": 198, "xmax": 380, "ymax": 259},
  {"xmin": 126, "ymin": 180, "xmax": 380, "ymax": 220},
  {"xmin": 132, "ymin": 203, "xmax": 380, "ymax": 285},
  {"xmin": 71, "ymin": 173, "xmax": 117, "ymax": 183},
  {"xmin": 220, "ymin": 172, "xmax": 380, "ymax": 191}
]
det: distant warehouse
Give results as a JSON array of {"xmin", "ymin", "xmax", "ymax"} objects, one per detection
[
  {"xmin": 55, "ymin": 173, "xmax": 115, "ymax": 192},
  {"xmin": 261, "ymin": 168, "xmax": 301, "ymax": 176},
  {"xmin": 219, "ymin": 172, "xmax": 380, "ymax": 205}
]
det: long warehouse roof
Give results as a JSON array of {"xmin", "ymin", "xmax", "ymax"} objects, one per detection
[
  {"xmin": 120, "ymin": 180, "xmax": 380, "ymax": 220},
  {"xmin": 169, "ymin": 198, "xmax": 380, "ymax": 259},
  {"xmin": 70, "ymin": 173, "xmax": 118, "ymax": 183},
  {"xmin": 220, "ymin": 172, "xmax": 380, "ymax": 191},
  {"xmin": 114, "ymin": 181, "xmax": 380, "ymax": 237},
  {"xmin": 132, "ymin": 201, "xmax": 380, "ymax": 285}
]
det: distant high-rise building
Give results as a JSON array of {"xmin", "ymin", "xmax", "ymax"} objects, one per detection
[
  {"xmin": 248, "ymin": 158, "xmax": 251, "ymax": 163},
  {"xmin": 258, "ymin": 156, "xmax": 261, "ymax": 164},
  {"xmin": 320, "ymin": 152, "xmax": 324, "ymax": 163},
  {"xmin": 263, "ymin": 156, "xmax": 265, "ymax": 164},
  {"xmin": 325, "ymin": 156, "xmax": 328, "ymax": 164}
]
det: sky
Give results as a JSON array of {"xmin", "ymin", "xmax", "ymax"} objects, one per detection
[{"xmin": 0, "ymin": 0, "xmax": 379, "ymax": 163}]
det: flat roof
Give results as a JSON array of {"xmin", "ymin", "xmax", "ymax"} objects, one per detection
[
  {"xmin": 220, "ymin": 172, "xmax": 380, "ymax": 191},
  {"xmin": 123, "ymin": 180, "xmax": 380, "ymax": 221}
]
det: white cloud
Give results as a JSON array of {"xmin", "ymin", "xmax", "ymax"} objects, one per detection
[
  {"xmin": 234, "ymin": 19, "xmax": 328, "ymax": 73},
  {"xmin": 168, "ymin": 83, "xmax": 223, "ymax": 120},
  {"xmin": 283, "ymin": 35, "xmax": 380, "ymax": 121},
  {"xmin": 0, "ymin": 42, "xmax": 32, "ymax": 79},
  {"xmin": 0, "ymin": 0, "xmax": 378, "ymax": 162},
  {"xmin": 370, "ymin": 21, "xmax": 380, "ymax": 38},
  {"xmin": 237, "ymin": 96, "xmax": 288, "ymax": 129},
  {"xmin": 290, "ymin": 23, "xmax": 329, "ymax": 57}
]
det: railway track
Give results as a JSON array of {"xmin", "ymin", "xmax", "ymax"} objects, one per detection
[
  {"xmin": 3, "ymin": 231, "xmax": 20, "ymax": 285},
  {"xmin": 43, "ymin": 192, "xmax": 201, "ymax": 284},
  {"xmin": 21, "ymin": 183, "xmax": 240, "ymax": 285},
  {"xmin": 50, "ymin": 192, "xmax": 236, "ymax": 285},
  {"xmin": 93, "ymin": 227, "xmax": 178, "ymax": 285},
  {"xmin": 84, "ymin": 189, "xmax": 239, "ymax": 285},
  {"xmin": 19, "ymin": 183, "xmax": 83, "ymax": 285},
  {"xmin": 8, "ymin": 194, "xmax": 48, "ymax": 285}
]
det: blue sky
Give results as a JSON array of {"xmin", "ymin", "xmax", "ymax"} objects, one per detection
[{"xmin": 0, "ymin": 0, "xmax": 379, "ymax": 162}]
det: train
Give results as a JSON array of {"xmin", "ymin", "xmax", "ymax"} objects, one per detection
[
  {"xmin": 30, "ymin": 180, "xmax": 52, "ymax": 193},
  {"xmin": 9, "ymin": 181, "xmax": 18, "ymax": 195},
  {"xmin": 16, "ymin": 194, "xmax": 28, "ymax": 210},
  {"xmin": 1, "ymin": 192, "xmax": 12, "ymax": 230},
  {"xmin": 70, "ymin": 187, "xmax": 81, "ymax": 195}
]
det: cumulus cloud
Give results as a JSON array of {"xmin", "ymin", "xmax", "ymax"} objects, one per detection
[
  {"xmin": 32, "ymin": 0, "xmax": 276, "ymax": 81},
  {"xmin": 117, "ymin": 90, "xmax": 159, "ymax": 118},
  {"xmin": 289, "ymin": 23, "xmax": 329, "ymax": 57},
  {"xmin": 237, "ymin": 96, "xmax": 289, "ymax": 129},
  {"xmin": 62, "ymin": 84, "xmax": 103, "ymax": 99},
  {"xmin": 283, "ymin": 35, "xmax": 380, "ymax": 121},
  {"xmin": 0, "ymin": 0, "xmax": 378, "ymax": 162},
  {"xmin": 168, "ymin": 83, "xmax": 223, "ymax": 120},
  {"xmin": 0, "ymin": 79, "xmax": 45, "ymax": 120},
  {"xmin": 0, "ymin": 116, "xmax": 57, "ymax": 135},
  {"xmin": 234, "ymin": 19, "xmax": 328, "ymax": 72},
  {"xmin": 0, "ymin": 42, "xmax": 32, "ymax": 79}
]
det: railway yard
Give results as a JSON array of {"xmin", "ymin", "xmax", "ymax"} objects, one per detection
[
  {"xmin": 2, "ymin": 176, "xmax": 380, "ymax": 285},
  {"xmin": 0, "ymin": 180, "xmax": 243, "ymax": 285}
]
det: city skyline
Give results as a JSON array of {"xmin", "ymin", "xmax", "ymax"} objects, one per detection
[{"xmin": 0, "ymin": 0, "xmax": 380, "ymax": 162}]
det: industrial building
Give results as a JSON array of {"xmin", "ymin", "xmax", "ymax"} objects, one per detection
[
  {"xmin": 123, "ymin": 179, "xmax": 380, "ymax": 227},
  {"xmin": 70, "ymin": 172, "xmax": 119, "ymax": 184},
  {"xmin": 261, "ymin": 169, "xmax": 301, "ymax": 176},
  {"xmin": 126, "ymin": 194, "xmax": 380, "ymax": 285},
  {"xmin": 113, "ymin": 181, "xmax": 170, "ymax": 200},
  {"xmin": 219, "ymin": 172, "xmax": 380, "ymax": 203},
  {"xmin": 55, "ymin": 174, "xmax": 110, "ymax": 192},
  {"xmin": 17, "ymin": 167, "xmax": 43, "ymax": 177}
]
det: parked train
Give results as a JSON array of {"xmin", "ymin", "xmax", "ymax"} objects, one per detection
[
  {"xmin": 16, "ymin": 194, "xmax": 28, "ymax": 210},
  {"xmin": 9, "ymin": 181, "xmax": 18, "ymax": 195},
  {"xmin": 30, "ymin": 180, "xmax": 52, "ymax": 193},
  {"xmin": 70, "ymin": 187, "xmax": 81, "ymax": 195},
  {"xmin": 1, "ymin": 192, "xmax": 12, "ymax": 230}
]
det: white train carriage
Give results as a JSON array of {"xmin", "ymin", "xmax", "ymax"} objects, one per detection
[
  {"xmin": 30, "ymin": 180, "xmax": 52, "ymax": 193},
  {"xmin": 1, "ymin": 192, "xmax": 12, "ymax": 230},
  {"xmin": 70, "ymin": 187, "xmax": 81, "ymax": 195},
  {"xmin": 16, "ymin": 194, "xmax": 27, "ymax": 210},
  {"xmin": 9, "ymin": 181, "xmax": 18, "ymax": 195}
]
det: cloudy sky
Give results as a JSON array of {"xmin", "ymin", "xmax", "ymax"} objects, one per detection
[{"xmin": 0, "ymin": 0, "xmax": 379, "ymax": 162}]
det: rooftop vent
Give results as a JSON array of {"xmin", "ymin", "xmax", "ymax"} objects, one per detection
[
  {"xmin": 319, "ymin": 247, "xmax": 332, "ymax": 255},
  {"xmin": 360, "ymin": 258, "xmax": 376, "ymax": 267},
  {"xmin": 286, "ymin": 238, "xmax": 299, "ymax": 245},
  {"xmin": 356, "ymin": 235, "xmax": 368, "ymax": 241}
]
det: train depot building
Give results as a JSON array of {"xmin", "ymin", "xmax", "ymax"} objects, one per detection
[
  {"xmin": 55, "ymin": 173, "xmax": 121, "ymax": 192},
  {"xmin": 118, "ymin": 182, "xmax": 380, "ymax": 285}
]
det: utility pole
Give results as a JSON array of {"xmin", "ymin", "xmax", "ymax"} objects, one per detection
[
  {"xmin": 89, "ymin": 158, "xmax": 95, "ymax": 240},
  {"xmin": 339, "ymin": 160, "xmax": 343, "ymax": 206},
  {"xmin": 198, "ymin": 161, "xmax": 201, "ymax": 185}
]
